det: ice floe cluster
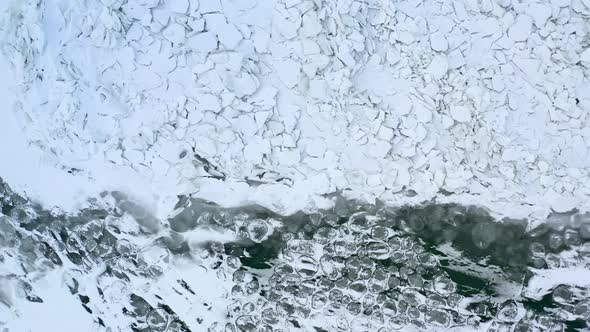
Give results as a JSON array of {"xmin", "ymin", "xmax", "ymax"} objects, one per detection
[{"xmin": 2, "ymin": 0, "xmax": 590, "ymax": 219}]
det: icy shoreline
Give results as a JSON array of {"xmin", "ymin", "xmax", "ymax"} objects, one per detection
[{"xmin": 2, "ymin": 176, "xmax": 590, "ymax": 331}]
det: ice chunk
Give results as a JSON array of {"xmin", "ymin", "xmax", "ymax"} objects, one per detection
[
  {"xmin": 167, "ymin": 0, "xmax": 189, "ymax": 13},
  {"xmin": 187, "ymin": 32, "xmax": 218, "ymax": 53},
  {"xmin": 197, "ymin": 93, "xmax": 222, "ymax": 112},
  {"xmin": 301, "ymin": 12, "xmax": 322, "ymax": 37},
  {"xmin": 430, "ymin": 32, "xmax": 448, "ymax": 52},
  {"xmin": 217, "ymin": 23, "xmax": 243, "ymax": 49},
  {"xmin": 513, "ymin": 57, "xmax": 542, "ymax": 83},
  {"xmin": 425, "ymin": 55, "xmax": 448, "ymax": 80},
  {"xmin": 580, "ymin": 48, "xmax": 590, "ymax": 67},
  {"xmin": 450, "ymin": 105, "xmax": 471, "ymax": 122},
  {"xmin": 162, "ymin": 23, "xmax": 186, "ymax": 44},
  {"xmin": 229, "ymin": 73, "xmax": 259, "ymax": 98},
  {"xmin": 508, "ymin": 15, "xmax": 533, "ymax": 42},
  {"xmin": 471, "ymin": 17, "xmax": 500, "ymax": 36},
  {"xmin": 200, "ymin": 0, "xmax": 221, "ymax": 13},
  {"xmin": 528, "ymin": 3, "xmax": 551, "ymax": 27},
  {"xmin": 274, "ymin": 58, "xmax": 300, "ymax": 88},
  {"xmin": 309, "ymin": 79, "xmax": 328, "ymax": 100}
]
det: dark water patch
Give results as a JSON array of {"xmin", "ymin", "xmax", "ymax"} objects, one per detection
[{"xmin": 170, "ymin": 196, "xmax": 590, "ymax": 330}]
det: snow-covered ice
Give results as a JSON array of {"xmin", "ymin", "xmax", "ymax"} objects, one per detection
[{"xmin": 2, "ymin": 0, "xmax": 590, "ymax": 223}]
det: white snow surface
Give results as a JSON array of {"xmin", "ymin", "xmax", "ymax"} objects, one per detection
[{"xmin": 1, "ymin": 0, "xmax": 590, "ymax": 223}]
